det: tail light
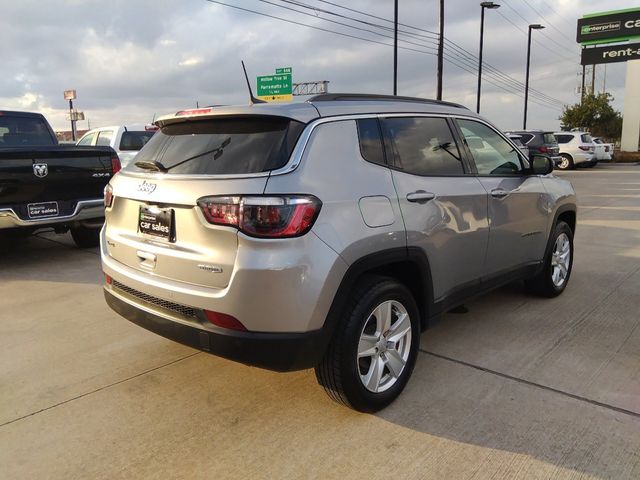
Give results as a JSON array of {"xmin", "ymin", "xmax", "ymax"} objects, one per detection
[
  {"xmin": 204, "ymin": 310, "xmax": 247, "ymax": 331},
  {"xmin": 578, "ymin": 145, "xmax": 591, "ymax": 151},
  {"xmin": 198, "ymin": 195, "xmax": 321, "ymax": 238},
  {"xmin": 104, "ymin": 184, "xmax": 114, "ymax": 208},
  {"xmin": 111, "ymin": 155, "xmax": 122, "ymax": 174},
  {"xmin": 538, "ymin": 146, "xmax": 548, "ymax": 153}
]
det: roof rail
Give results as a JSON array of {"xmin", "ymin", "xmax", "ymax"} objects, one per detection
[{"xmin": 308, "ymin": 93, "xmax": 468, "ymax": 110}]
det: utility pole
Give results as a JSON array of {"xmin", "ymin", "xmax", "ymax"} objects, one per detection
[
  {"xmin": 437, "ymin": 0, "xmax": 444, "ymax": 100},
  {"xmin": 581, "ymin": 64, "xmax": 586, "ymax": 103},
  {"xmin": 393, "ymin": 0, "xmax": 398, "ymax": 95}
]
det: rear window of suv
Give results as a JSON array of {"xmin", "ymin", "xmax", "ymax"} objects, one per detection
[
  {"xmin": 119, "ymin": 131, "xmax": 156, "ymax": 151},
  {"xmin": 581, "ymin": 134, "xmax": 593, "ymax": 143},
  {"xmin": 128, "ymin": 116, "xmax": 305, "ymax": 175},
  {"xmin": 543, "ymin": 133, "xmax": 557, "ymax": 144},
  {"xmin": 555, "ymin": 134, "xmax": 573, "ymax": 144}
]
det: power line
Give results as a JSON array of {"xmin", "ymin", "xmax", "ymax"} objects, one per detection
[
  {"xmin": 501, "ymin": 2, "xmax": 578, "ymax": 57},
  {"xmin": 284, "ymin": 0, "xmax": 564, "ymax": 104},
  {"xmin": 203, "ymin": 0, "xmax": 437, "ymax": 56},
  {"xmin": 205, "ymin": 0, "xmax": 562, "ymax": 110},
  {"xmin": 494, "ymin": 9, "xmax": 576, "ymax": 63},
  {"xmin": 519, "ymin": 0, "xmax": 576, "ymax": 44},
  {"xmin": 255, "ymin": 0, "xmax": 438, "ymax": 53}
]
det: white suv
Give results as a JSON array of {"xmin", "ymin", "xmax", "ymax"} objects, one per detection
[
  {"xmin": 77, "ymin": 124, "xmax": 158, "ymax": 167},
  {"xmin": 554, "ymin": 132, "xmax": 596, "ymax": 169}
]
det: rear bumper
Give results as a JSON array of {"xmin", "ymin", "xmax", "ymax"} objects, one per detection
[
  {"xmin": 572, "ymin": 152, "xmax": 594, "ymax": 164},
  {"xmin": 0, "ymin": 199, "xmax": 104, "ymax": 230},
  {"xmin": 104, "ymin": 287, "xmax": 326, "ymax": 371}
]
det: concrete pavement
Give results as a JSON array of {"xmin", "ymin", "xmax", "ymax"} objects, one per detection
[{"xmin": 1, "ymin": 163, "xmax": 639, "ymax": 479}]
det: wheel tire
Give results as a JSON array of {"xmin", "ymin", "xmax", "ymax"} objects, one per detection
[
  {"xmin": 315, "ymin": 275, "xmax": 420, "ymax": 412},
  {"xmin": 525, "ymin": 221, "xmax": 573, "ymax": 298},
  {"xmin": 557, "ymin": 154, "xmax": 574, "ymax": 170},
  {"xmin": 70, "ymin": 226, "xmax": 100, "ymax": 248}
]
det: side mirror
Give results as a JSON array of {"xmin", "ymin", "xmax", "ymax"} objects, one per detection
[{"xmin": 531, "ymin": 155, "xmax": 553, "ymax": 175}]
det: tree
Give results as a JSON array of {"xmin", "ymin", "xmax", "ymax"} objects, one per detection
[{"xmin": 559, "ymin": 93, "xmax": 622, "ymax": 140}]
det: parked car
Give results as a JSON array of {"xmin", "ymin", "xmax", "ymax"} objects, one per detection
[
  {"xmin": 504, "ymin": 130, "xmax": 561, "ymax": 166},
  {"xmin": 593, "ymin": 137, "xmax": 613, "ymax": 161},
  {"xmin": 0, "ymin": 110, "xmax": 120, "ymax": 247},
  {"xmin": 101, "ymin": 94, "xmax": 577, "ymax": 412},
  {"xmin": 77, "ymin": 124, "xmax": 157, "ymax": 167},
  {"xmin": 554, "ymin": 131, "xmax": 596, "ymax": 169},
  {"xmin": 507, "ymin": 134, "xmax": 529, "ymax": 158}
]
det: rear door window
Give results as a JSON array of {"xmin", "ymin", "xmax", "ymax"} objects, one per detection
[
  {"xmin": 555, "ymin": 134, "xmax": 573, "ymax": 144},
  {"xmin": 519, "ymin": 133, "xmax": 534, "ymax": 143},
  {"xmin": 381, "ymin": 117, "xmax": 464, "ymax": 175},
  {"xmin": 128, "ymin": 116, "xmax": 305, "ymax": 175}
]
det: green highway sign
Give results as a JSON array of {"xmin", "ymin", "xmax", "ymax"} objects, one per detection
[{"xmin": 257, "ymin": 67, "xmax": 293, "ymax": 102}]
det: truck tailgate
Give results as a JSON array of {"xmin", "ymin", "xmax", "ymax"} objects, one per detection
[{"xmin": 0, "ymin": 145, "xmax": 114, "ymax": 220}]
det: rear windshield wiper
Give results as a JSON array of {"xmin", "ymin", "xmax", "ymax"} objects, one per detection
[
  {"xmin": 134, "ymin": 137, "xmax": 231, "ymax": 173},
  {"xmin": 133, "ymin": 160, "xmax": 168, "ymax": 173},
  {"xmin": 165, "ymin": 137, "xmax": 231, "ymax": 171}
]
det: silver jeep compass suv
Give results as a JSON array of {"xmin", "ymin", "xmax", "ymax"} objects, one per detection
[{"xmin": 102, "ymin": 94, "xmax": 576, "ymax": 412}]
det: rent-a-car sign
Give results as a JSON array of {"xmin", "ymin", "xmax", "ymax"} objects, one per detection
[
  {"xmin": 577, "ymin": 8, "xmax": 640, "ymax": 44},
  {"xmin": 581, "ymin": 41, "xmax": 640, "ymax": 65}
]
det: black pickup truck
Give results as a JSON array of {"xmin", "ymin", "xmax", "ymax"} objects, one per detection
[{"xmin": 0, "ymin": 110, "xmax": 119, "ymax": 247}]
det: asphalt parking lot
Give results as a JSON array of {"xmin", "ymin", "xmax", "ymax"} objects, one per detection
[{"xmin": 1, "ymin": 163, "xmax": 639, "ymax": 479}]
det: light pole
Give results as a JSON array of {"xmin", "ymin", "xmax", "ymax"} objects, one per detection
[
  {"xmin": 524, "ymin": 23, "xmax": 544, "ymax": 129},
  {"xmin": 477, "ymin": 2, "xmax": 500, "ymax": 113}
]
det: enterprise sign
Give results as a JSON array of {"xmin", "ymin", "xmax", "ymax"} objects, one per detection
[
  {"xmin": 577, "ymin": 9, "xmax": 640, "ymax": 43},
  {"xmin": 581, "ymin": 41, "xmax": 640, "ymax": 65}
]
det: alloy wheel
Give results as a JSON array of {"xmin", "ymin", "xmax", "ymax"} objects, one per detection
[
  {"xmin": 357, "ymin": 300, "xmax": 412, "ymax": 393},
  {"xmin": 551, "ymin": 232, "xmax": 571, "ymax": 287}
]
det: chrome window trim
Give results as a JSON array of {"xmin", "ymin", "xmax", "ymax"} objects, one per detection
[{"xmin": 116, "ymin": 111, "xmax": 479, "ymax": 181}]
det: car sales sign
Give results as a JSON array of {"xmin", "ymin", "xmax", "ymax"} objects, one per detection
[
  {"xmin": 577, "ymin": 8, "xmax": 640, "ymax": 44},
  {"xmin": 581, "ymin": 41, "xmax": 640, "ymax": 65}
]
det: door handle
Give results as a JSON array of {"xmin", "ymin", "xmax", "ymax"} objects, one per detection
[
  {"xmin": 406, "ymin": 191, "xmax": 436, "ymax": 204},
  {"xmin": 490, "ymin": 189, "xmax": 510, "ymax": 198}
]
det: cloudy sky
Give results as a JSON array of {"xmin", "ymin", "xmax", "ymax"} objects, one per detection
[{"xmin": 0, "ymin": 0, "xmax": 633, "ymax": 132}]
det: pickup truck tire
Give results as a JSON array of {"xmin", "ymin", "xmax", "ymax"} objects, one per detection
[
  {"xmin": 70, "ymin": 226, "xmax": 100, "ymax": 248},
  {"xmin": 315, "ymin": 275, "xmax": 420, "ymax": 412},
  {"xmin": 526, "ymin": 221, "xmax": 573, "ymax": 297}
]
